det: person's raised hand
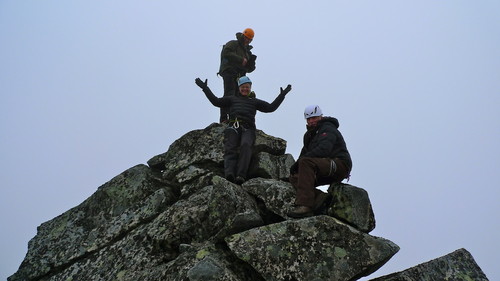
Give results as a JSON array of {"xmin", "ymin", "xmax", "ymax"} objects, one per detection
[
  {"xmin": 280, "ymin": 84, "xmax": 292, "ymax": 95},
  {"xmin": 195, "ymin": 78, "xmax": 208, "ymax": 89}
]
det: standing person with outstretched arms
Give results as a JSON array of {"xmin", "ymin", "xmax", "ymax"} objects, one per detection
[{"xmin": 195, "ymin": 76, "xmax": 291, "ymax": 184}]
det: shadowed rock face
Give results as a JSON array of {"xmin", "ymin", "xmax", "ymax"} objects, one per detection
[
  {"xmin": 10, "ymin": 164, "xmax": 177, "ymax": 281},
  {"xmin": 8, "ymin": 123, "xmax": 487, "ymax": 281}
]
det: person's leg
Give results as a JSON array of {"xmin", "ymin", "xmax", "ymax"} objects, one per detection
[
  {"xmin": 288, "ymin": 157, "xmax": 332, "ymax": 218},
  {"xmin": 223, "ymin": 127, "xmax": 240, "ymax": 181},
  {"xmin": 290, "ymin": 171, "xmax": 329, "ymax": 211},
  {"xmin": 332, "ymin": 158, "xmax": 349, "ymax": 182},
  {"xmin": 312, "ymin": 158, "xmax": 349, "ymax": 214},
  {"xmin": 220, "ymin": 74, "xmax": 238, "ymax": 123},
  {"xmin": 294, "ymin": 157, "xmax": 332, "ymax": 208},
  {"xmin": 235, "ymin": 127, "xmax": 256, "ymax": 182},
  {"xmin": 315, "ymin": 158, "xmax": 349, "ymax": 184}
]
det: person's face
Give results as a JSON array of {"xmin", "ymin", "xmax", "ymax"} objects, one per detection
[
  {"xmin": 239, "ymin": 83, "xmax": 251, "ymax": 96},
  {"xmin": 306, "ymin": 116, "xmax": 322, "ymax": 127},
  {"xmin": 243, "ymin": 36, "xmax": 252, "ymax": 45}
]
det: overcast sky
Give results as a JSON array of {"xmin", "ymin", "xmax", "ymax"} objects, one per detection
[{"xmin": 1, "ymin": 1, "xmax": 499, "ymax": 280}]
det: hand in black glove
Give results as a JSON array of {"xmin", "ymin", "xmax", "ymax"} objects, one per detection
[
  {"xmin": 247, "ymin": 54, "xmax": 257, "ymax": 70},
  {"xmin": 280, "ymin": 84, "xmax": 292, "ymax": 95},
  {"xmin": 195, "ymin": 78, "xmax": 208, "ymax": 89}
]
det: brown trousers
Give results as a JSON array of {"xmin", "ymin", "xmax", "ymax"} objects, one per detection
[{"xmin": 289, "ymin": 157, "xmax": 349, "ymax": 208}]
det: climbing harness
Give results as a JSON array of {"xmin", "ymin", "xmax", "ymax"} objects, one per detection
[
  {"xmin": 226, "ymin": 117, "xmax": 241, "ymax": 134},
  {"xmin": 232, "ymin": 118, "xmax": 240, "ymax": 129}
]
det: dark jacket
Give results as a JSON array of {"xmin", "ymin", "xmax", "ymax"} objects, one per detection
[
  {"xmin": 218, "ymin": 32, "xmax": 256, "ymax": 76},
  {"xmin": 299, "ymin": 117, "xmax": 352, "ymax": 171},
  {"xmin": 200, "ymin": 86, "xmax": 285, "ymax": 129}
]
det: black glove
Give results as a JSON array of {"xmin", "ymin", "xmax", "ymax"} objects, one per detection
[
  {"xmin": 280, "ymin": 84, "xmax": 292, "ymax": 95},
  {"xmin": 195, "ymin": 78, "xmax": 208, "ymax": 89},
  {"xmin": 247, "ymin": 54, "xmax": 257, "ymax": 71},
  {"xmin": 290, "ymin": 162, "xmax": 298, "ymax": 175}
]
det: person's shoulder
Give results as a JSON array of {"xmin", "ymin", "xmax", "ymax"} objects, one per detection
[
  {"xmin": 321, "ymin": 117, "xmax": 339, "ymax": 128},
  {"xmin": 225, "ymin": 39, "xmax": 239, "ymax": 46}
]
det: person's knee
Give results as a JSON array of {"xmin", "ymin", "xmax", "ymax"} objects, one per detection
[
  {"xmin": 333, "ymin": 158, "xmax": 349, "ymax": 179},
  {"xmin": 240, "ymin": 131, "xmax": 255, "ymax": 148},
  {"xmin": 297, "ymin": 157, "xmax": 316, "ymax": 168},
  {"xmin": 239, "ymin": 141, "xmax": 253, "ymax": 150}
]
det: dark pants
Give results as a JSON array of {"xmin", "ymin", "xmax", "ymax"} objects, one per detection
[
  {"xmin": 289, "ymin": 157, "xmax": 349, "ymax": 208},
  {"xmin": 223, "ymin": 125, "xmax": 256, "ymax": 179},
  {"xmin": 220, "ymin": 72, "xmax": 243, "ymax": 122}
]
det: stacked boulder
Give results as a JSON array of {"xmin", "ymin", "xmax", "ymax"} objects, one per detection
[
  {"xmin": 9, "ymin": 123, "xmax": 487, "ymax": 280},
  {"xmin": 371, "ymin": 248, "xmax": 489, "ymax": 280}
]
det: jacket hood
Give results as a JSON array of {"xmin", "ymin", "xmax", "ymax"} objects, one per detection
[
  {"xmin": 322, "ymin": 116, "xmax": 339, "ymax": 128},
  {"xmin": 235, "ymin": 32, "xmax": 253, "ymax": 50},
  {"xmin": 307, "ymin": 116, "xmax": 339, "ymax": 130}
]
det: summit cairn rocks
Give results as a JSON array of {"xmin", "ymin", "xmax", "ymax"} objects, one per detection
[
  {"xmin": 226, "ymin": 216, "xmax": 399, "ymax": 281},
  {"xmin": 9, "ymin": 123, "xmax": 488, "ymax": 281}
]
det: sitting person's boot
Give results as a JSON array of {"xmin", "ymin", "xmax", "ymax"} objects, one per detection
[{"xmin": 287, "ymin": 205, "xmax": 313, "ymax": 218}]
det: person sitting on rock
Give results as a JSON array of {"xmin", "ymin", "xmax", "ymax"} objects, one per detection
[
  {"xmin": 287, "ymin": 105, "xmax": 352, "ymax": 218},
  {"xmin": 195, "ymin": 76, "xmax": 291, "ymax": 184}
]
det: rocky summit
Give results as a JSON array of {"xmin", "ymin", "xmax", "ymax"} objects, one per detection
[{"xmin": 9, "ymin": 123, "xmax": 489, "ymax": 280}]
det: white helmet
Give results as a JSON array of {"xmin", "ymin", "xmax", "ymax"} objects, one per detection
[{"xmin": 304, "ymin": 105, "xmax": 322, "ymax": 119}]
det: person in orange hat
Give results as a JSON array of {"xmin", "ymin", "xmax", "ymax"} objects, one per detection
[{"xmin": 217, "ymin": 28, "xmax": 257, "ymax": 123}]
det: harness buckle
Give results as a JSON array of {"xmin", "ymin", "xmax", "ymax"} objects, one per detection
[{"xmin": 232, "ymin": 118, "xmax": 240, "ymax": 129}]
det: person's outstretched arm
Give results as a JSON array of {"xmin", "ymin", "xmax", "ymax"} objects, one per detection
[
  {"xmin": 257, "ymin": 84, "xmax": 292, "ymax": 113},
  {"xmin": 195, "ymin": 78, "xmax": 229, "ymax": 108}
]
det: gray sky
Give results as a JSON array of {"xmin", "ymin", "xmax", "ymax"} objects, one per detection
[{"xmin": 1, "ymin": 1, "xmax": 499, "ymax": 280}]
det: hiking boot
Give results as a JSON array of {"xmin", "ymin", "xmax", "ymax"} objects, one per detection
[
  {"xmin": 287, "ymin": 205, "xmax": 313, "ymax": 218},
  {"xmin": 314, "ymin": 192, "xmax": 332, "ymax": 215},
  {"xmin": 235, "ymin": 176, "xmax": 245, "ymax": 185},
  {"xmin": 225, "ymin": 174, "xmax": 235, "ymax": 183}
]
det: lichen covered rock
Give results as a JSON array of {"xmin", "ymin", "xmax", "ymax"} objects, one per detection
[
  {"xmin": 226, "ymin": 216, "xmax": 399, "ymax": 281},
  {"xmin": 369, "ymin": 248, "xmax": 489, "ymax": 281},
  {"xmin": 327, "ymin": 182, "xmax": 376, "ymax": 233},
  {"xmin": 11, "ymin": 124, "xmax": 487, "ymax": 281},
  {"xmin": 9, "ymin": 164, "xmax": 176, "ymax": 281}
]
